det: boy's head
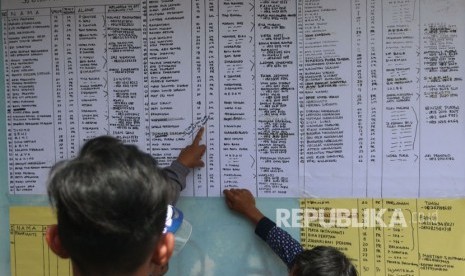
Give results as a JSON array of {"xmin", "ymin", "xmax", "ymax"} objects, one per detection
[
  {"xmin": 46, "ymin": 136, "xmax": 174, "ymax": 276},
  {"xmin": 290, "ymin": 246, "xmax": 358, "ymax": 276}
]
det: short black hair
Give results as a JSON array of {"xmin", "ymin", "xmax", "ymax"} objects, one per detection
[
  {"xmin": 291, "ymin": 246, "xmax": 358, "ymax": 276},
  {"xmin": 47, "ymin": 136, "xmax": 171, "ymax": 275}
]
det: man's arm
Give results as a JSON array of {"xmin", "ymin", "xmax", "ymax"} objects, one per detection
[
  {"xmin": 223, "ymin": 189, "xmax": 303, "ymax": 268},
  {"xmin": 164, "ymin": 128, "xmax": 206, "ymax": 204},
  {"xmin": 254, "ymin": 217, "xmax": 303, "ymax": 269},
  {"xmin": 163, "ymin": 160, "xmax": 190, "ymax": 205}
]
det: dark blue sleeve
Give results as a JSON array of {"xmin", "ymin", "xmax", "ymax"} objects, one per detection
[{"xmin": 255, "ymin": 216, "xmax": 303, "ymax": 268}]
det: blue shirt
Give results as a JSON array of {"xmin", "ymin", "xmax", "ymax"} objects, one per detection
[{"xmin": 255, "ymin": 216, "xmax": 303, "ymax": 269}]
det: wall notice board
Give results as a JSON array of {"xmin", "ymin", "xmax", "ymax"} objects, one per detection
[
  {"xmin": 7, "ymin": 199, "xmax": 465, "ymax": 276},
  {"xmin": 1, "ymin": 0, "xmax": 465, "ymax": 275}
]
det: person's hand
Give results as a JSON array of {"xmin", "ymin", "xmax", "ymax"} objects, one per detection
[
  {"xmin": 223, "ymin": 189, "xmax": 264, "ymax": 224},
  {"xmin": 177, "ymin": 127, "xmax": 206, "ymax": 168}
]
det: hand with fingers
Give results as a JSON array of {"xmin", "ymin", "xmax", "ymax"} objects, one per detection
[
  {"xmin": 223, "ymin": 188, "xmax": 264, "ymax": 225},
  {"xmin": 177, "ymin": 127, "xmax": 206, "ymax": 169}
]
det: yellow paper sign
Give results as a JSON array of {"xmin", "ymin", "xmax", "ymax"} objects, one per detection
[
  {"xmin": 10, "ymin": 207, "xmax": 71, "ymax": 276},
  {"xmin": 300, "ymin": 199, "xmax": 465, "ymax": 276}
]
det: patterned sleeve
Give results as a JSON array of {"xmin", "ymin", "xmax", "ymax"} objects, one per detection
[
  {"xmin": 255, "ymin": 216, "xmax": 303, "ymax": 268},
  {"xmin": 162, "ymin": 160, "xmax": 190, "ymax": 205}
]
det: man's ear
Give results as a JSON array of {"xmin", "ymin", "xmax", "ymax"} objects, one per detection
[
  {"xmin": 45, "ymin": 225, "xmax": 70, "ymax": 258},
  {"xmin": 151, "ymin": 233, "xmax": 175, "ymax": 266}
]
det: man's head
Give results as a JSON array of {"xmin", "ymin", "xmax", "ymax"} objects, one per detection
[
  {"xmin": 290, "ymin": 246, "xmax": 358, "ymax": 276},
  {"xmin": 46, "ymin": 136, "xmax": 174, "ymax": 276}
]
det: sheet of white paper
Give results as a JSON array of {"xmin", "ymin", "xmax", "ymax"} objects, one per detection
[{"xmin": 2, "ymin": 0, "xmax": 465, "ymax": 197}]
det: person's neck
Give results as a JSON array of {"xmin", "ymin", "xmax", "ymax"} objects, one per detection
[{"xmin": 71, "ymin": 261, "xmax": 154, "ymax": 276}]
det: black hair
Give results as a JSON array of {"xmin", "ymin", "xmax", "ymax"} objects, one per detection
[
  {"xmin": 47, "ymin": 136, "xmax": 171, "ymax": 275},
  {"xmin": 291, "ymin": 246, "xmax": 358, "ymax": 276}
]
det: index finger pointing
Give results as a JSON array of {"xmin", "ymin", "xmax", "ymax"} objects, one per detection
[{"xmin": 193, "ymin": 127, "xmax": 204, "ymax": 145}]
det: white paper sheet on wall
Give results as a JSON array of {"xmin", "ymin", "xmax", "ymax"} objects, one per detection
[{"xmin": 2, "ymin": 0, "xmax": 465, "ymax": 197}]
